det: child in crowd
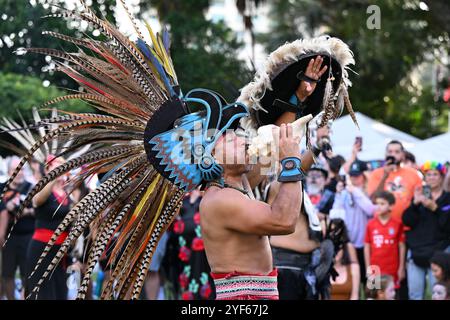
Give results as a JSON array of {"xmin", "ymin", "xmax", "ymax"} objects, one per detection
[
  {"xmin": 430, "ymin": 252, "xmax": 450, "ymax": 283},
  {"xmin": 366, "ymin": 274, "xmax": 396, "ymax": 300},
  {"xmin": 431, "ymin": 281, "xmax": 450, "ymax": 300},
  {"xmin": 364, "ymin": 191, "xmax": 406, "ymax": 294}
]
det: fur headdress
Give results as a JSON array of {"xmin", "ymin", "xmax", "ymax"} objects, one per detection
[{"xmin": 238, "ymin": 35, "xmax": 358, "ymax": 134}]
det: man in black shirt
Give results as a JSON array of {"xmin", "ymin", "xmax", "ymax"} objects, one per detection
[{"xmin": 0, "ymin": 158, "xmax": 35, "ymax": 300}]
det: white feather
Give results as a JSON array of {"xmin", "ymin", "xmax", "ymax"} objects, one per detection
[{"xmin": 238, "ymin": 36, "xmax": 355, "ymax": 132}]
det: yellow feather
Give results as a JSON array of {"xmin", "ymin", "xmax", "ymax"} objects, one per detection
[
  {"xmin": 149, "ymin": 184, "xmax": 168, "ymax": 231},
  {"xmin": 131, "ymin": 175, "xmax": 160, "ymax": 220},
  {"xmin": 145, "ymin": 22, "xmax": 163, "ymax": 59},
  {"xmin": 144, "ymin": 21, "xmax": 177, "ymax": 83},
  {"xmin": 157, "ymin": 36, "xmax": 176, "ymax": 80},
  {"xmin": 131, "ymin": 184, "xmax": 169, "ymax": 265}
]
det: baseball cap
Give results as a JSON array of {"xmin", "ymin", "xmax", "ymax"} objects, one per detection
[
  {"xmin": 310, "ymin": 163, "xmax": 329, "ymax": 179},
  {"xmin": 349, "ymin": 159, "xmax": 368, "ymax": 176}
]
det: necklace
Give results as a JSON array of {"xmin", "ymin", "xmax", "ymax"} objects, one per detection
[{"xmin": 206, "ymin": 181, "xmax": 249, "ymax": 196}]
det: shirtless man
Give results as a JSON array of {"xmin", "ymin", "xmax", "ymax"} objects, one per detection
[
  {"xmin": 200, "ymin": 122, "xmax": 303, "ymax": 300},
  {"xmin": 266, "ymin": 126, "xmax": 335, "ymax": 300},
  {"xmin": 261, "ymin": 57, "xmax": 336, "ymax": 299}
]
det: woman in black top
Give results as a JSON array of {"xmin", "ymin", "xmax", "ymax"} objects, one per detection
[
  {"xmin": 0, "ymin": 158, "xmax": 35, "ymax": 300},
  {"xmin": 163, "ymin": 189, "xmax": 215, "ymax": 300},
  {"xmin": 403, "ymin": 162, "xmax": 450, "ymax": 300},
  {"xmin": 25, "ymin": 157, "xmax": 72, "ymax": 300}
]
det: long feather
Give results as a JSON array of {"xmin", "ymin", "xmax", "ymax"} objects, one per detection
[{"xmin": 14, "ymin": 1, "xmax": 190, "ymax": 300}]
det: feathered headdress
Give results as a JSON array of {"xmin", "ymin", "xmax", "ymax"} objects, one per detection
[
  {"xmin": 0, "ymin": 107, "xmax": 88, "ymax": 163},
  {"xmin": 0, "ymin": 0, "xmax": 248, "ymax": 299},
  {"xmin": 238, "ymin": 36, "xmax": 358, "ymax": 134}
]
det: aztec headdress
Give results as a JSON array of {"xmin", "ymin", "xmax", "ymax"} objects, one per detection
[
  {"xmin": 0, "ymin": 0, "xmax": 248, "ymax": 299},
  {"xmin": 238, "ymin": 36, "xmax": 358, "ymax": 134}
]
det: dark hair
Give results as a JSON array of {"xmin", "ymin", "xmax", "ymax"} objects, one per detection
[
  {"xmin": 365, "ymin": 275, "xmax": 394, "ymax": 300},
  {"xmin": 431, "ymin": 252, "xmax": 450, "ymax": 282},
  {"xmin": 327, "ymin": 155, "xmax": 345, "ymax": 175},
  {"xmin": 404, "ymin": 150, "xmax": 416, "ymax": 164},
  {"xmin": 386, "ymin": 140, "xmax": 404, "ymax": 151},
  {"xmin": 374, "ymin": 191, "xmax": 396, "ymax": 205},
  {"xmin": 327, "ymin": 218, "xmax": 351, "ymax": 263}
]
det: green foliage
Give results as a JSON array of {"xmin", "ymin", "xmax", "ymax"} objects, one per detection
[
  {"xmin": 258, "ymin": 0, "xmax": 450, "ymax": 138},
  {"xmin": 0, "ymin": 0, "xmax": 116, "ymax": 89},
  {"xmin": 148, "ymin": 0, "xmax": 251, "ymax": 101},
  {"xmin": 0, "ymin": 72, "xmax": 93, "ymax": 121},
  {"xmin": 382, "ymin": 84, "xmax": 448, "ymax": 138}
]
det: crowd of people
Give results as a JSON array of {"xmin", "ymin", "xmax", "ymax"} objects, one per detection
[{"xmin": 0, "ymin": 136, "xmax": 449, "ymax": 300}]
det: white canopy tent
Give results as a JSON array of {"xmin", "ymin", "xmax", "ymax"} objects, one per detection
[
  {"xmin": 329, "ymin": 112, "xmax": 421, "ymax": 161},
  {"xmin": 408, "ymin": 132, "xmax": 450, "ymax": 164},
  {"xmin": 423, "ymin": 131, "xmax": 450, "ymax": 145}
]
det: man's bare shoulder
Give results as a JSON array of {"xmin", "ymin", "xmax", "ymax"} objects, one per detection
[{"xmin": 200, "ymin": 187, "xmax": 248, "ymax": 216}]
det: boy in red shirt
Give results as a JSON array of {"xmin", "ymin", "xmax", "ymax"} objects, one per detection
[{"xmin": 364, "ymin": 191, "xmax": 406, "ymax": 290}]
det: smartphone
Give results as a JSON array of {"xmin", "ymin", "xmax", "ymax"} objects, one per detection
[
  {"xmin": 355, "ymin": 136, "xmax": 363, "ymax": 151},
  {"xmin": 423, "ymin": 185, "xmax": 432, "ymax": 199},
  {"xmin": 385, "ymin": 156, "xmax": 397, "ymax": 166}
]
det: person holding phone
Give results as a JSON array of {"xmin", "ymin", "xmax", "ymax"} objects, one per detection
[
  {"xmin": 402, "ymin": 161, "xmax": 450, "ymax": 300},
  {"xmin": 0, "ymin": 157, "xmax": 35, "ymax": 300},
  {"xmin": 367, "ymin": 140, "xmax": 422, "ymax": 222},
  {"xmin": 342, "ymin": 137, "xmax": 363, "ymax": 175},
  {"xmin": 332, "ymin": 160, "xmax": 375, "ymax": 287}
]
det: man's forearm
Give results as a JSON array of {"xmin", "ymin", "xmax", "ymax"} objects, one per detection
[
  {"xmin": 370, "ymin": 173, "xmax": 388, "ymax": 200},
  {"xmin": 271, "ymin": 181, "xmax": 302, "ymax": 226},
  {"xmin": 342, "ymin": 153, "xmax": 357, "ymax": 174}
]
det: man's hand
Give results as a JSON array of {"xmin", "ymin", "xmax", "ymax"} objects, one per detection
[
  {"xmin": 383, "ymin": 163, "xmax": 396, "ymax": 175},
  {"xmin": 296, "ymin": 56, "xmax": 328, "ymax": 101},
  {"xmin": 277, "ymin": 123, "xmax": 301, "ymax": 160},
  {"xmin": 352, "ymin": 140, "xmax": 362, "ymax": 156}
]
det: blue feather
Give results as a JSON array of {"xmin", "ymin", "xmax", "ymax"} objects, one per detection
[
  {"xmin": 162, "ymin": 26, "xmax": 171, "ymax": 54},
  {"xmin": 136, "ymin": 38, "xmax": 175, "ymax": 97}
]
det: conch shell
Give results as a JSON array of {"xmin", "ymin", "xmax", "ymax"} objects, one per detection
[{"xmin": 247, "ymin": 114, "xmax": 313, "ymax": 159}]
